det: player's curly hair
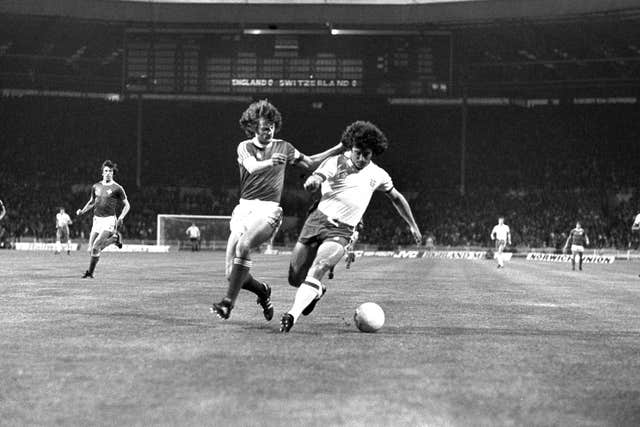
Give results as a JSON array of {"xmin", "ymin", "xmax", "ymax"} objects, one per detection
[
  {"xmin": 239, "ymin": 99, "xmax": 282, "ymax": 137},
  {"xmin": 101, "ymin": 159, "xmax": 118, "ymax": 172},
  {"xmin": 340, "ymin": 121, "xmax": 389, "ymax": 155}
]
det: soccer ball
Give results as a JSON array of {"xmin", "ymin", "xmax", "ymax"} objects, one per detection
[{"xmin": 354, "ymin": 302, "xmax": 385, "ymax": 333}]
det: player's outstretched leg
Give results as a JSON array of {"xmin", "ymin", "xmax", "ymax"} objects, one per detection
[
  {"xmin": 82, "ymin": 255, "xmax": 99, "ymax": 278},
  {"xmin": 241, "ymin": 276, "xmax": 274, "ymax": 321},
  {"xmin": 302, "ymin": 283, "xmax": 326, "ymax": 316},
  {"xmin": 211, "ymin": 256, "xmax": 250, "ymax": 320}
]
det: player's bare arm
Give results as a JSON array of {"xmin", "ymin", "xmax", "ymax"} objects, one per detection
[
  {"xmin": 296, "ymin": 143, "xmax": 345, "ymax": 171},
  {"xmin": 76, "ymin": 192, "xmax": 96, "ymax": 216},
  {"xmin": 384, "ymin": 188, "xmax": 422, "ymax": 244},
  {"xmin": 242, "ymin": 152, "xmax": 288, "ymax": 174},
  {"xmin": 117, "ymin": 198, "xmax": 131, "ymax": 228}
]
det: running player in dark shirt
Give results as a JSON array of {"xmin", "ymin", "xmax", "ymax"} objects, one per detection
[{"xmin": 76, "ymin": 160, "xmax": 130, "ymax": 278}]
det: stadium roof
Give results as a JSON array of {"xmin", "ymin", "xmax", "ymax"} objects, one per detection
[
  {"xmin": 2, "ymin": 0, "xmax": 640, "ymax": 99},
  {"xmin": 2, "ymin": 0, "xmax": 640, "ymax": 25}
]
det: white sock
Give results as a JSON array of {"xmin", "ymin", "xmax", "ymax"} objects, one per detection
[{"xmin": 288, "ymin": 278, "xmax": 322, "ymax": 322}]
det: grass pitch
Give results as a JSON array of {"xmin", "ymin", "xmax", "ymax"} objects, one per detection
[{"xmin": 1, "ymin": 250, "xmax": 640, "ymax": 426}]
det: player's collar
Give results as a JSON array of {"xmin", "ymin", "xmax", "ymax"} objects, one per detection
[{"xmin": 251, "ymin": 137, "xmax": 270, "ymax": 149}]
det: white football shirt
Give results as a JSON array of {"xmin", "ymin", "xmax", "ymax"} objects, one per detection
[
  {"xmin": 56, "ymin": 212, "xmax": 72, "ymax": 228},
  {"xmin": 491, "ymin": 224, "xmax": 510, "ymax": 241},
  {"xmin": 315, "ymin": 152, "xmax": 393, "ymax": 227}
]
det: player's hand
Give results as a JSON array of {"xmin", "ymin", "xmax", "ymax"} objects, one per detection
[
  {"xmin": 117, "ymin": 218, "xmax": 124, "ymax": 228},
  {"xmin": 76, "ymin": 209, "xmax": 82, "ymax": 216},
  {"xmin": 270, "ymin": 153, "xmax": 287, "ymax": 166},
  {"xmin": 303, "ymin": 175, "xmax": 323, "ymax": 192}
]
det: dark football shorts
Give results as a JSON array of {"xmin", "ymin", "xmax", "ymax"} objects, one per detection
[{"xmin": 297, "ymin": 209, "xmax": 353, "ymax": 247}]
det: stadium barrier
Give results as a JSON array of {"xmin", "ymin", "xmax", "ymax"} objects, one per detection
[
  {"xmin": 525, "ymin": 253, "xmax": 616, "ymax": 264},
  {"xmin": 13, "ymin": 242, "xmax": 169, "ymax": 253},
  {"xmin": 15, "ymin": 242, "xmax": 80, "ymax": 251}
]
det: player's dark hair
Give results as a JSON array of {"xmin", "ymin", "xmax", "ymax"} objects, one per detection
[
  {"xmin": 101, "ymin": 159, "xmax": 118, "ymax": 172},
  {"xmin": 239, "ymin": 99, "xmax": 282, "ymax": 137},
  {"xmin": 340, "ymin": 121, "xmax": 389, "ymax": 155}
]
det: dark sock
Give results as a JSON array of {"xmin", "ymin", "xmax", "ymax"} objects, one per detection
[
  {"xmin": 579, "ymin": 254, "xmax": 583, "ymax": 269},
  {"xmin": 241, "ymin": 274, "xmax": 266, "ymax": 296},
  {"xmin": 88, "ymin": 256, "xmax": 99, "ymax": 274},
  {"xmin": 226, "ymin": 258, "xmax": 250, "ymax": 303}
]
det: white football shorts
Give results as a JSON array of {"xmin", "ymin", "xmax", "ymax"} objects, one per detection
[
  {"xmin": 91, "ymin": 215, "xmax": 117, "ymax": 235},
  {"xmin": 230, "ymin": 198, "xmax": 283, "ymax": 235},
  {"xmin": 570, "ymin": 244, "xmax": 585, "ymax": 253}
]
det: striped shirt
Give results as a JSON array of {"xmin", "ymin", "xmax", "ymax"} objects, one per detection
[{"xmin": 237, "ymin": 138, "xmax": 302, "ymax": 203}]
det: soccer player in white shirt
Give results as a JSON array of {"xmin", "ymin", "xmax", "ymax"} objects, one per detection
[
  {"xmin": 211, "ymin": 100, "xmax": 345, "ymax": 321},
  {"xmin": 490, "ymin": 216, "xmax": 511, "ymax": 268},
  {"xmin": 185, "ymin": 223, "xmax": 201, "ymax": 252},
  {"xmin": 280, "ymin": 121, "xmax": 422, "ymax": 333},
  {"xmin": 55, "ymin": 207, "xmax": 73, "ymax": 255}
]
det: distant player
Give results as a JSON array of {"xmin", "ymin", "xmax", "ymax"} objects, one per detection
[
  {"xmin": 76, "ymin": 160, "xmax": 130, "ymax": 279},
  {"xmin": 185, "ymin": 222, "xmax": 201, "ymax": 252},
  {"xmin": 0, "ymin": 199, "xmax": 5, "ymax": 221},
  {"xmin": 280, "ymin": 121, "xmax": 422, "ymax": 333},
  {"xmin": 563, "ymin": 221, "xmax": 589, "ymax": 271},
  {"xmin": 55, "ymin": 207, "xmax": 73, "ymax": 255},
  {"xmin": 210, "ymin": 99, "xmax": 345, "ymax": 321},
  {"xmin": 490, "ymin": 216, "xmax": 511, "ymax": 269}
]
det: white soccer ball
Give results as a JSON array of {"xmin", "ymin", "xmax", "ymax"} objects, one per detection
[{"xmin": 354, "ymin": 302, "xmax": 385, "ymax": 333}]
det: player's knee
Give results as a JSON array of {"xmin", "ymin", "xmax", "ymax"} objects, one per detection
[
  {"xmin": 312, "ymin": 258, "xmax": 334, "ymax": 276},
  {"xmin": 234, "ymin": 239, "xmax": 252, "ymax": 257}
]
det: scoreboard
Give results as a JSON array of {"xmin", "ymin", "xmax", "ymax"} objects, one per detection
[{"xmin": 125, "ymin": 31, "xmax": 450, "ymax": 97}]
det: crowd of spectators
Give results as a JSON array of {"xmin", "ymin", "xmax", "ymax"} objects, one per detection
[{"xmin": 1, "ymin": 97, "xmax": 639, "ymax": 251}]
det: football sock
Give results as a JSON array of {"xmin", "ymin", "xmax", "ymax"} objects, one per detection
[
  {"xmin": 226, "ymin": 257, "xmax": 251, "ymax": 304},
  {"xmin": 88, "ymin": 256, "xmax": 99, "ymax": 274},
  {"xmin": 579, "ymin": 254, "xmax": 583, "ymax": 270},
  {"xmin": 571, "ymin": 258, "xmax": 575, "ymax": 270},
  {"xmin": 241, "ymin": 274, "xmax": 266, "ymax": 296},
  {"xmin": 289, "ymin": 277, "xmax": 323, "ymax": 321}
]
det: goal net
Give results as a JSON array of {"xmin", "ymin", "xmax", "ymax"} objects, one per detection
[{"xmin": 157, "ymin": 214, "xmax": 231, "ymax": 250}]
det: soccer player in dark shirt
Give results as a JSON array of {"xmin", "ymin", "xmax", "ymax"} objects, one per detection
[
  {"xmin": 76, "ymin": 160, "xmax": 130, "ymax": 278},
  {"xmin": 563, "ymin": 221, "xmax": 589, "ymax": 271},
  {"xmin": 210, "ymin": 99, "xmax": 345, "ymax": 321}
]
